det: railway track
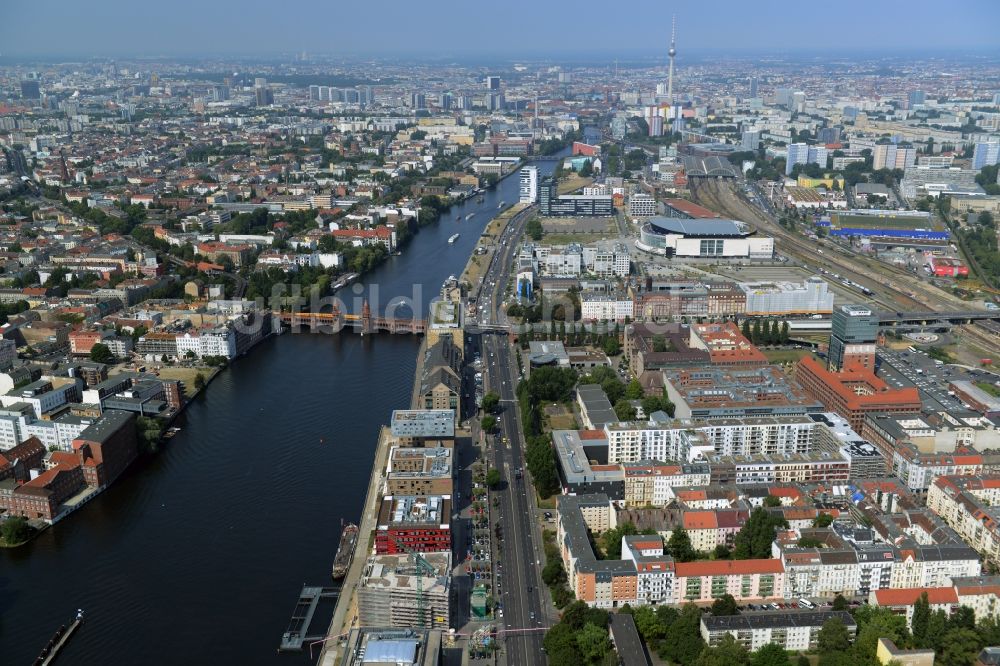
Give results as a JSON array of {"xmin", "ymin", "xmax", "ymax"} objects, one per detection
[{"xmin": 687, "ymin": 178, "xmax": 951, "ymax": 313}]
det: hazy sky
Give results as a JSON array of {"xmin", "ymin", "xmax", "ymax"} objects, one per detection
[{"xmin": 6, "ymin": 0, "xmax": 1000, "ymax": 57}]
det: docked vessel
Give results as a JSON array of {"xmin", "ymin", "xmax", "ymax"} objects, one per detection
[
  {"xmin": 448, "ymin": 234, "xmax": 460, "ymax": 244},
  {"xmin": 331, "ymin": 523, "xmax": 358, "ymax": 580},
  {"xmin": 34, "ymin": 609, "xmax": 84, "ymax": 665}
]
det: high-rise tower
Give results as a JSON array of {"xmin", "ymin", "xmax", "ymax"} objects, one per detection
[{"xmin": 667, "ymin": 15, "xmax": 677, "ymax": 103}]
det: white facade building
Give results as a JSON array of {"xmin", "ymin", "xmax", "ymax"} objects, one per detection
[
  {"xmin": 580, "ymin": 294, "xmax": 634, "ymax": 322},
  {"xmin": 628, "ymin": 194, "xmax": 658, "ymax": 218},
  {"xmin": 519, "ymin": 166, "xmax": 538, "ymax": 203}
]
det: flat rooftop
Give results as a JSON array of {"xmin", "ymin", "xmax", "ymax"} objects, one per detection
[
  {"xmin": 390, "ymin": 410, "xmax": 455, "ymax": 438},
  {"xmin": 377, "ymin": 495, "xmax": 452, "ymax": 528},
  {"xmin": 647, "ymin": 217, "xmax": 750, "ymax": 238}
]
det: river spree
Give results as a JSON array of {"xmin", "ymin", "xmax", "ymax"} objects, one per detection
[{"xmin": 0, "ymin": 154, "xmax": 563, "ymax": 665}]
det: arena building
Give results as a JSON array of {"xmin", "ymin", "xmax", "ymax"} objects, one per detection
[{"xmin": 637, "ymin": 217, "xmax": 773, "ymax": 259}]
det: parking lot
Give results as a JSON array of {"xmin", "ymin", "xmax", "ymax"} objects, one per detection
[{"xmin": 878, "ymin": 347, "xmax": 971, "ymax": 413}]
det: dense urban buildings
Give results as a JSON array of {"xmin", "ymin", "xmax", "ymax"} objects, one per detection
[{"xmin": 3, "ymin": 16, "xmax": 1000, "ymax": 666}]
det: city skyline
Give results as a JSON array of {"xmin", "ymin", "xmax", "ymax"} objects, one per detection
[{"xmin": 6, "ymin": 0, "xmax": 1000, "ymax": 57}]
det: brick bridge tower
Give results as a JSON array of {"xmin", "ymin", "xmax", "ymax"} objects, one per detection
[{"xmin": 360, "ymin": 299, "xmax": 372, "ymax": 335}]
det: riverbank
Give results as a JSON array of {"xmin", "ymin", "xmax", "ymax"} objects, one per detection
[
  {"xmin": 317, "ymin": 336, "xmax": 429, "ymax": 666},
  {"xmin": 460, "ymin": 202, "xmax": 529, "ymax": 292}
]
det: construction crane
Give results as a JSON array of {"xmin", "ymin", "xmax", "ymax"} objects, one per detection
[{"xmin": 389, "ymin": 535, "xmax": 437, "ymax": 628}]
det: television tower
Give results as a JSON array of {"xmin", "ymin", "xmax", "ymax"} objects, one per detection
[{"xmin": 667, "ymin": 15, "xmax": 677, "ymax": 103}]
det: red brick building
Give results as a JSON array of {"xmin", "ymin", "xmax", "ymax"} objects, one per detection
[
  {"xmin": 3, "ymin": 464, "xmax": 85, "ymax": 521},
  {"xmin": 71, "ymin": 410, "xmax": 138, "ymax": 488},
  {"xmin": 196, "ymin": 242, "xmax": 251, "ymax": 268},
  {"xmin": 161, "ymin": 379, "xmax": 185, "ymax": 409},
  {"xmin": 375, "ymin": 495, "xmax": 452, "ymax": 555},
  {"xmin": 69, "ymin": 330, "xmax": 111, "ymax": 355},
  {"xmin": 572, "ymin": 142, "xmax": 600, "ymax": 157},
  {"xmin": 0, "ymin": 437, "xmax": 46, "ymax": 482},
  {"xmin": 796, "ymin": 356, "xmax": 922, "ymax": 431}
]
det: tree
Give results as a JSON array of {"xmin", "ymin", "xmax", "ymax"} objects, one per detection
[
  {"xmin": 816, "ymin": 617, "xmax": 851, "ymax": 654},
  {"xmin": 576, "ymin": 623, "xmax": 611, "ymax": 663},
  {"xmin": 485, "ymin": 468, "xmax": 501, "ymax": 488},
  {"xmin": 602, "ymin": 337, "xmax": 621, "ymax": 356},
  {"xmin": 1, "ymin": 516, "xmax": 32, "ymax": 544},
  {"xmin": 813, "ymin": 513, "xmax": 834, "ymax": 528},
  {"xmin": 481, "ymin": 415, "xmax": 498, "ymax": 433},
  {"xmin": 911, "ymin": 592, "xmax": 930, "ymax": 647},
  {"xmin": 950, "ymin": 605, "xmax": 976, "ymax": 631},
  {"xmin": 526, "ymin": 217, "xmax": 544, "ymax": 241},
  {"xmin": 89, "ymin": 342, "xmax": 114, "ymax": 364},
  {"xmin": 632, "ymin": 605, "xmax": 666, "ymax": 641},
  {"xmin": 742, "ymin": 319, "xmax": 752, "ymax": 340},
  {"xmin": 926, "ymin": 609, "xmax": 949, "ymax": 652},
  {"xmin": 852, "ymin": 606, "xmax": 909, "ymax": 659},
  {"xmin": 818, "ymin": 654, "xmax": 854, "ymax": 666},
  {"xmin": 780, "ymin": 321, "xmax": 790, "ymax": 344},
  {"xmin": 751, "ymin": 643, "xmax": 791, "ymax": 666},
  {"xmin": 600, "ymin": 522, "xmax": 637, "ymax": 559},
  {"xmin": 696, "ymin": 634, "xmax": 749, "ymax": 666},
  {"xmin": 481, "ymin": 392, "xmax": 500, "ymax": 414},
  {"xmin": 194, "ymin": 373, "xmax": 206, "ymax": 391},
  {"xmin": 832, "ymin": 593, "xmax": 848, "ymax": 612},
  {"xmin": 711, "ymin": 594, "xmax": 740, "ymax": 616},
  {"xmin": 544, "ymin": 621, "xmax": 582, "ymax": 665},
  {"xmin": 624, "ymin": 378, "xmax": 644, "ymax": 400},
  {"xmin": 614, "ymin": 399, "xmax": 637, "ymax": 421},
  {"xmin": 763, "ymin": 495, "xmax": 782, "ymax": 508},
  {"xmin": 661, "ymin": 604, "xmax": 706, "ymax": 666},
  {"xmin": 733, "ymin": 507, "xmax": 788, "ymax": 559},
  {"xmin": 668, "ymin": 527, "xmax": 696, "ymax": 562},
  {"xmin": 713, "ymin": 544, "xmax": 732, "ymax": 560},
  {"xmin": 938, "ymin": 627, "xmax": 982, "ymax": 666}
]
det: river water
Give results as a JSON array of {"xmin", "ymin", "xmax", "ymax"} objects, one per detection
[{"xmin": 0, "ymin": 154, "xmax": 563, "ymax": 664}]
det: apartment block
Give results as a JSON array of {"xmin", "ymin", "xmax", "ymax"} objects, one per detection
[
  {"xmin": 675, "ymin": 559, "xmax": 784, "ymax": 603},
  {"xmin": 386, "ymin": 447, "xmax": 453, "ymax": 496},
  {"xmin": 375, "ymin": 495, "xmax": 452, "ymax": 555},
  {"xmin": 701, "ymin": 611, "xmax": 857, "ymax": 652},
  {"xmin": 927, "ymin": 475, "xmax": 1000, "ymax": 564}
]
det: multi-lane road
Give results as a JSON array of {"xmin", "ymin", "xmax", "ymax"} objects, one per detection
[{"xmin": 472, "ymin": 201, "xmax": 548, "ymax": 664}]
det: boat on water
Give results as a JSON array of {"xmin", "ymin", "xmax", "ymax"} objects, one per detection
[
  {"xmin": 455, "ymin": 215, "xmax": 461, "ymax": 220},
  {"xmin": 163, "ymin": 427, "xmax": 182, "ymax": 439},
  {"xmin": 498, "ymin": 201, "xmax": 505, "ymax": 209},
  {"xmin": 465, "ymin": 213, "xmax": 475, "ymax": 220},
  {"xmin": 331, "ymin": 523, "xmax": 359, "ymax": 580},
  {"xmin": 448, "ymin": 233, "xmax": 460, "ymax": 244},
  {"xmin": 34, "ymin": 610, "xmax": 84, "ymax": 665}
]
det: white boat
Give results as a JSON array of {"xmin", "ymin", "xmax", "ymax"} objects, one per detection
[
  {"xmin": 498, "ymin": 201, "xmax": 505, "ymax": 209},
  {"xmin": 465, "ymin": 213, "xmax": 475, "ymax": 220},
  {"xmin": 448, "ymin": 234, "xmax": 460, "ymax": 244}
]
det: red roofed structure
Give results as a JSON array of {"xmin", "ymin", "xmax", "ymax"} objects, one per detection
[
  {"xmin": 796, "ymin": 356, "xmax": 921, "ymax": 431},
  {"xmin": 663, "ymin": 198, "xmax": 721, "ymax": 219}
]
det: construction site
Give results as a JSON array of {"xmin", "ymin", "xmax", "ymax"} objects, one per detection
[{"xmin": 357, "ymin": 551, "xmax": 452, "ymax": 631}]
